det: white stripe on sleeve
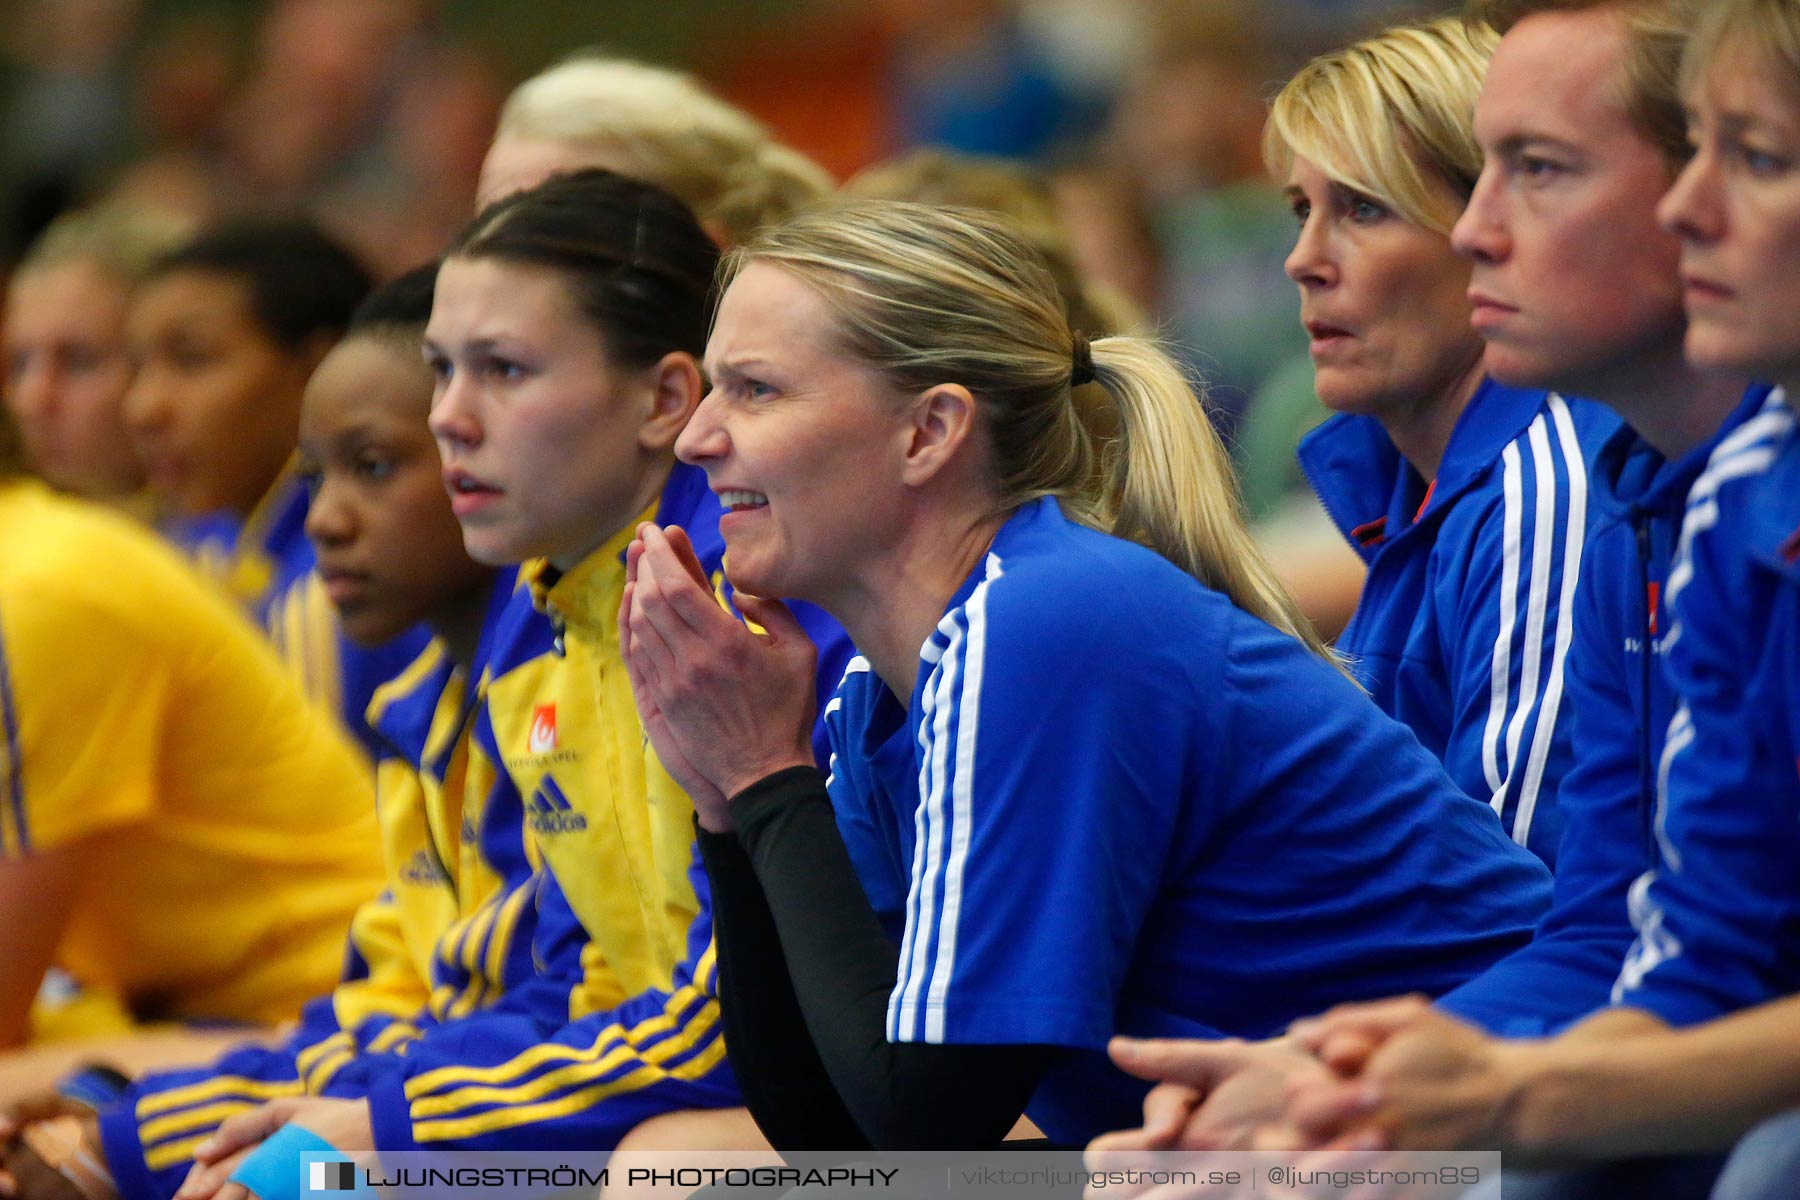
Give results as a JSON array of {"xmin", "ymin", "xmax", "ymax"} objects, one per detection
[
  {"xmin": 920, "ymin": 555, "xmax": 1001, "ymax": 1042},
  {"xmin": 1498, "ymin": 416, "xmax": 1558, "ymax": 821},
  {"xmin": 1511, "ymin": 396, "xmax": 1588, "ymax": 846},
  {"xmin": 1614, "ymin": 867, "xmax": 1684, "ymax": 1001},
  {"xmin": 1482, "ymin": 441, "xmax": 1526, "ymax": 797},
  {"xmin": 892, "ymin": 615, "xmax": 963, "ymax": 1040}
]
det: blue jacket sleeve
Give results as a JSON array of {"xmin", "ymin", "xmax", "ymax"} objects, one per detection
[
  {"xmin": 1612, "ymin": 463, "xmax": 1800, "ymax": 1026},
  {"xmin": 883, "ymin": 572, "xmax": 1204, "ymax": 1051},
  {"xmin": 1434, "ymin": 398, "xmax": 1594, "ymax": 867},
  {"xmin": 362, "ymin": 847, "xmax": 738, "ymax": 1153},
  {"xmin": 1439, "ymin": 544, "xmax": 1646, "ymax": 1036}
]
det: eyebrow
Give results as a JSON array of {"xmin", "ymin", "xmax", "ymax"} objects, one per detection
[
  {"xmin": 1713, "ymin": 112, "xmax": 1754, "ymax": 138},
  {"xmin": 298, "ymin": 421, "xmax": 371, "ymax": 452},
  {"xmin": 1715, "ymin": 109, "xmax": 1794, "ymax": 139},
  {"xmin": 421, "ymin": 335, "xmax": 513, "ymax": 357},
  {"xmin": 1280, "ymin": 181, "xmax": 1371, "ymax": 206},
  {"xmin": 703, "ymin": 355, "xmax": 776, "ymax": 380},
  {"xmin": 335, "ymin": 419, "xmax": 424, "ymax": 458},
  {"xmin": 1491, "ymin": 132, "xmax": 1583, "ymax": 159}
]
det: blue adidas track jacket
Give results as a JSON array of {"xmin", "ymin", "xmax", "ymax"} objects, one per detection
[
  {"xmin": 1612, "ymin": 389, "xmax": 1800, "ymax": 1026},
  {"xmin": 1442, "ymin": 385, "xmax": 1773, "ymax": 1035}
]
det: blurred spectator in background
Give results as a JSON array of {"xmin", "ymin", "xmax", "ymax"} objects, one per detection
[
  {"xmin": 4, "ymin": 0, "xmax": 498, "ymax": 282},
  {"xmin": 479, "ymin": 54, "xmax": 833, "ymax": 244},
  {"xmin": 100, "ymin": 12, "xmax": 238, "ymax": 227},
  {"xmin": 213, "ymin": 0, "xmax": 499, "ymax": 276},
  {"xmin": 705, "ymin": 0, "xmax": 1126, "ymax": 181},
  {"xmin": 1107, "ymin": 1, "xmax": 1309, "ymax": 435},
  {"xmin": 0, "ymin": 0, "xmax": 144, "ymax": 261},
  {"xmin": 3, "ymin": 204, "xmax": 190, "ymax": 512},
  {"xmin": 879, "ymin": 0, "xmax": 1099, "ymax": 159}
]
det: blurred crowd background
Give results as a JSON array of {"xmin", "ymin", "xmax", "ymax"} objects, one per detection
[{"xmin": 0, "ymin": 0, "xmax": 1439, "ymax": 553}]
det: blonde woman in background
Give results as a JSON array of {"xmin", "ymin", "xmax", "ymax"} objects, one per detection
[
  {"xmin": 2, "ymin": 206, "xmax": 189, "ymax": 511},
  {"xmin": 477, "ymin": 54, "xmax": 832, "ymax": 243}
]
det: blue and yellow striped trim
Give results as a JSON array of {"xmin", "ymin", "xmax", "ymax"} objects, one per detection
[{"xmin": 404, "ymin": 947, "xmax": 722, "ymax": 1143}]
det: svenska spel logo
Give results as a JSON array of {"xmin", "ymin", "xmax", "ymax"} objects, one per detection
[
  {"xmin": 309, "ymin": 1161, "xmax": 357, "ymax": 1191},
  {"xmin": 528, "ymin": 704, "xmax": 557, "ymax": 753}
]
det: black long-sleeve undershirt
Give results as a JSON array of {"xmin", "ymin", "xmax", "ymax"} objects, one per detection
[
  {"xmin": 698, "ymin": 766, "xmax": 1055, "ymax": 1151},
  {"xmin": 699, "ymin": 819, "xmax": 868, "ymax": 1151}
]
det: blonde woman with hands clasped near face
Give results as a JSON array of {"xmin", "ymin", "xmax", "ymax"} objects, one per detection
[{"xmin": 619, "ymin": 200, "xmax": 1552, "ymax": 1150}]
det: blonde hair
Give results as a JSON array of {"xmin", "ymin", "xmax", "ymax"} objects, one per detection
[
  {"xmin": 7, "ymin": 205, "xmax": 188, "ymax": 482},
  {"xmin": 846, "ymin": 148, "xmax": 1145, "ymax": 338},
  {"xmin": 1682, "ymin": 0, "xmax": 1800, "ymax": 101},
  {"xmin": 1467, "ymin": 0, "xmax": 1697, "ymax": 166},
  {"xmin": 1265, "ymin": 16, "xmax": 1498, "ymax": 236},
  {"xmin": 17, "ymin": 203, "xmax": 192, "ymax": 285},
  {"xmin": 495, "ymin": 55, "xmax": 833, "ymax": 245},
  {"xmin": 728, "ymin": 200, "xmax": 1341, "ymax": 666}
]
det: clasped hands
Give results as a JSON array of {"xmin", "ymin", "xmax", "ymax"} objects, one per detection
[
  {"xmin": 618, "ymin": 523, "xmax": 819, "ymax": 831},
  {"xmin": 1084, "ymin": 997, "xmax": 1539, "ymax": 1198}
]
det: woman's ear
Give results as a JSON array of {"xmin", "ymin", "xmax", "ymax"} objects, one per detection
[
  {"xmin": 900, "ymin": 383, "xmax": 979, "ymax": 487},
  {"xmin": 637, "ymin": 351, "xmax": 705, "ymax": 453}
]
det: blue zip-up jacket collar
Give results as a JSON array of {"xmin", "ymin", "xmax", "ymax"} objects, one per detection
[
  {"xmin": 1586, "ymin": 383, "xmax": 1772, "ymax": 849},
  {"xmin": 368, "ymin": 567, "xmax": 523, "ymax": 773},
  {"xmin": 1301, "ymin": 377, "xmax": 1553, "ymax": 558},
  {"xmin": 1589, "ymin": 384, "xmax": 1774, "ymax": 534}
]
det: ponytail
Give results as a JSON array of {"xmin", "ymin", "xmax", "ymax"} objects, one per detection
[{"xmin": 1086, "ymin": 338, "xmax": 1342, "ymax": 665}]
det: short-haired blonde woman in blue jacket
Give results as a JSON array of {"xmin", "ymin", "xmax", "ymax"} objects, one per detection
[{"xmin": 1273, "ymin": 16, "xmax": 1620, "ymax": 869}]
